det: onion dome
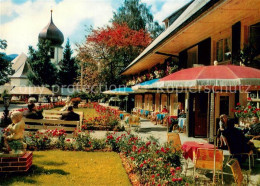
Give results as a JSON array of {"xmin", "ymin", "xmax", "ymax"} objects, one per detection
[{"xmin": 38, "ymin": 10, "xmax": 64, "ymax": 46}]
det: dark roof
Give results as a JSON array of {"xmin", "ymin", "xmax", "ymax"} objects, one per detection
[
  {"xmin": 38, "ymin": 10, "xmax": 64, "ymax": 46},
  {"xmin": 163, "ymin": 0, "xmax": 194, "ymax": 26}
]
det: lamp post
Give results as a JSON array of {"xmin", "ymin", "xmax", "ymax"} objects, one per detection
[{"xmin": 2, "ymin": 96, "xmax": 11, "ymax": 127}]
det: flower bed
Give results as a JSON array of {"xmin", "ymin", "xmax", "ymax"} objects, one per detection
[
  {"xmin": 24, "ymin": 129, "xmax": 107, "ymax": 151},
  {"xmin": 16, "ymin": 101, "xmax": 66, "ymax": 113},
  {"xmin": 105, "ymin": 132, "xmax": 192, "ymax": 185},
  {"xmin": 22, "ymin": 130, "xmax": 192, "ymax": 185},
  {"xmin": 80, "ymin": 103, "xmax": 123, "ymax": 131}
]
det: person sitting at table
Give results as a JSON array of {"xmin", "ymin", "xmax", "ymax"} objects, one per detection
[
  {"xmin": 223, "ymin": 117, "xmax": 252, "ymax": 163},
  {"xmin": 168, "ymin": 110, "xmax": 185, "ymax": 132},
  {"xmin": 23, "ymin": 103, "xmax": 43, "ymax": 119},
  {"xmin": 161, "ymin": 106, "xmax": 168, "ymax": 113},
  {"xmin": 60, "ymin": 106, "xmax": 80, "ymax": 121},
  {"xmin": 243, "ymin": 116, "xmax": 260, "ymax": 136}
]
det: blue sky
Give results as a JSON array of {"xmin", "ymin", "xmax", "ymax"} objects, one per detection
[{"xmin": 0, "ymin": 0, "xmax": 190, "ymax": 55}]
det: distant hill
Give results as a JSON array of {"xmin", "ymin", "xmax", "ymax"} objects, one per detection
[
  {"xmin": 8, "ymin": 54, "xmax": 18, "ymax": 59},
  {"xmin": 0, "ymin": 53, "xmax": 18, "ymax": 62}
]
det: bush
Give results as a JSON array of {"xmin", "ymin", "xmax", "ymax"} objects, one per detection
[{"xmin": 24, "ymin": 131, "xmax": 52, "ymax": 150}]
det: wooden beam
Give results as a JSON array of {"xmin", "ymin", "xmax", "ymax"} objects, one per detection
[{"xmin": 155, "ymin": 51, "xmax": 179, "ymax": 58}]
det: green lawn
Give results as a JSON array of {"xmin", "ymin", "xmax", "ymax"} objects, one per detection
[
  {"xmin": 0, "ymin": 151, "xmax": 131, "ymax": 186},
  {"xmin": 52, "ymin": 107, "xmax": 100, "ymax": 120}
]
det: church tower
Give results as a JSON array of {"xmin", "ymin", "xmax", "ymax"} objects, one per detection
[{"xmin": 38, "ymin": 10, "xmax": 64, "ymax": 66}]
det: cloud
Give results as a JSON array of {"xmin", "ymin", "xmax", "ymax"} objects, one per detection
[
  {"xmin": 0, "ymin": 0, "xmax": 114, "ymax": 55},
  {"xmin": 142, "ymin": 0, "xmax": 191, "ymax": 23}
]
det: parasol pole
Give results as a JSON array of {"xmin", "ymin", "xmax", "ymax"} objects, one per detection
[
  {"xmin": 213, "ymin": 134, "xmax": 216, "ymax": 184},
  {"xmin": 209, "ymin": 90, "xmax": 216, "ymax": 184}
]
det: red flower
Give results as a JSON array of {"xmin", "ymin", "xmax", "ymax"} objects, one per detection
[
  {"xmin": 66, "ymin": 139, "xmax": 70, "ymax": 142},
  {"xmin": 176, "ymin": 167, "xmax": 181, "ymax": 171},
  {"xmin": 156, "ymin": 173, "xmax": 160, "ymax": 177},
  {"xmin": 140, "ymin": 163, "xmax": 144, "ymax": 168},
  {"xmin": 247, "ymin": 97, "xmax": 252, "ymax": 101},
  {"xmin": 161, "ymin": 147, "xmax": 166, "ymax": 153},
  {"xmin": 237, "ymin": 102, "xmax": 241, "ymax": 106},
  {"xmin": 172, "ymin": 178, "xmax": 177, "ymax": 182},
  {"xmin": 244, "ymin": 110, "xmax": 248, "ymax": 113},
  {"xmin": 151, "ymin": 175, "xmax": 155, "ymax": 178},
  {"xmin": 130, "ymin": 157, "xmax": 135, "ymax": 161},
  {"xmin": 248, "ymin": 105, "xmax": 252, "ymax": 109},
  {"xmin": 178, "ymin": 178, "xmax": 183, "ymax": 181}
]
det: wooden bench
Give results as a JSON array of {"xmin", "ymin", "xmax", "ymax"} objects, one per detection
[
  {"xmin": 24, "ymin": 118, "xmax": 80, "ymax": 137},
  {"xmin": 43, "ymin": 110, "xmax": 83, "ymax": 127}
]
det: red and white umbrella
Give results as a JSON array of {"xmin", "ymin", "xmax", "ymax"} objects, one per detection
[
  {"xmin": 141, "ymin": 65, "xmax": 260, "ymax": 183},
  {"xmin": 143, "ymin": 65, "xmax": 260, "ymax": 90}
]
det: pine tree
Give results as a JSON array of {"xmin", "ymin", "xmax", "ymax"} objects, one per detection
[
  {"xmin": 0, "ymin": 39, "xmax": 12, "ymax": 85},
  {"xmin": 58, "ymin": 39, "xmax": 79, "ymax": 86},
  {"xmin": 112, "ymin": 0, "xmax": 164, "ymax": 38},
  {"xmin": 27, "ymin": 39, "xmax": 58, "ymax": 87}
]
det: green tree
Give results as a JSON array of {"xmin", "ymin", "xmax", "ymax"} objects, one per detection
[
  {"xmin": 112, "ymin": 0, "xmax": 164, "ymax": 38},
  {"xmin": 0, "ymin": 39, "xmax": 12, "ymax": 85},
  {"xmin": 27, "ymin": 39, "xmax": 58, "ymax": 87},
  {"xmin": 58, "ymin": 39, "xmax": 79, "ymax": 85}
]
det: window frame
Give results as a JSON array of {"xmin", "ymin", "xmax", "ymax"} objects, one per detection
[{"xmin": 216, "ymin": 37, "xmax": 231, "ymax": 63}]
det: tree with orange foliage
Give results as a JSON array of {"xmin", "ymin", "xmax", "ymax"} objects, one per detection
[{"xmin": 77, "ymin": 23, "xmax": 152, "ymax": 88}]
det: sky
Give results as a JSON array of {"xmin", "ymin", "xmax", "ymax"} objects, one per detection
[{"xmin": 0, "ymin": 0, "xmax": 190, "ymax": 55}]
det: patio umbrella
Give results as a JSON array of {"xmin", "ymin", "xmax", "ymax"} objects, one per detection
[
  {"xmin": 141, "ymin": 65, "xmax": 260, "ymax": 90},
  {"xmin": 103, "ymin": 87, "xmax": 134, "ymax": 95},
  {"xmin": 132, "ymin": 78, "xmax": 159, "ymax": 91},
  {"xmin": 140, "ymin": 65, "xmax": 260, "ymax": 183}
]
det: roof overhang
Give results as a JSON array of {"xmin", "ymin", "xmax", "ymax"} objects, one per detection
[{"xmin": 121, "ymin": 0, "xmax": 260, "ymax": 75}]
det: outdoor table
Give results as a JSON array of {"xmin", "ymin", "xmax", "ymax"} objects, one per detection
[
  {"xmin": 145, "ymin": 110, "xmax": 150, "ymax": 117},
  {"xmin": 120, "ymin": 113, "xmax": 124, "ymax": 120},
  {"xmin": 178, "ymin": 118, "xmax": 187, "ymax": 129},
  {"xmin": 157, "ymin": 114, "xmax": 166, "ymax": 121},
  {"xmin": 182, "ymin": 141, "xmax": 215, "ymax": 161}
]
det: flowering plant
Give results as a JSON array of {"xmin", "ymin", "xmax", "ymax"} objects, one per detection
[
  {"xmin": 105, "ymin": 132, "xmax": 188, "ymax": 185},
  {"xmin": 232, "ymin": 97, "xmax": 260, "ymax": 118}
]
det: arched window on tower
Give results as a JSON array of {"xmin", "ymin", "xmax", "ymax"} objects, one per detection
[{"xmin": 50, "ymin": 47, "xmax": 55, "ymax": 59}]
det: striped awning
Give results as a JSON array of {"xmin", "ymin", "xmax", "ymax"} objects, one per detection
[{"xmin": 103, "ymin": 87, "xmax": 134, "ymax": 95}]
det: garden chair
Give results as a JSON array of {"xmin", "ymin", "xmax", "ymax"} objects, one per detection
[
  {"xmin": 128, "ymin": 115, "xmax": 141, "ymax": 131},
  {"xmin": 227, "ymin": 159, "xmax": 247, "ymax": 186},
  {"xmin": 162, "ymin": 114, "xmax": 169, "ymax": 126},
  {"xmin": 223, "ymin": 137, "xmax": 254, "ymax": 170},
  {"xmin": 167, "ymin": 132, "xmax": 182, "ymax": 152},
  {"xmin": 251, "ymin": 135, "xmax": 260, "ymax": 158},
  {"xmin": 193, "ymin": 148, "xmax": 224, "ymax": 184}
]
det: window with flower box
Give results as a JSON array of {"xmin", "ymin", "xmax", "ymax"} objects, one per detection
[
  {"xmin": 216, "ymin": 37, "xmax": 231, "ymax": 62},
  {"xmin": 248, "ymin": 91, "xmax": 260, "ymax": 108}
]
